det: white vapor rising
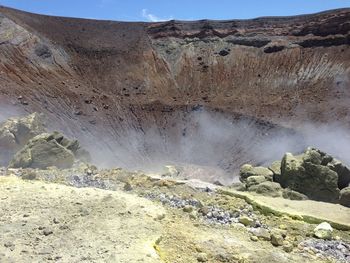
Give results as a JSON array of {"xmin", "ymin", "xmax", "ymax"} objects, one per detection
[
  {"xmin": 141, "ymin": 9, "xmax": 172, "ymax": 22},
  {"xmin": 1, "ymin": 106, "xmax": 350, "ymax": 185},
  {"xmin": 78, "ymin": 109, "xmax": 350, "ymax": 185},
  {"xmin": 0, "ymin": 104, "xmax": 23, "ymax": 123}
]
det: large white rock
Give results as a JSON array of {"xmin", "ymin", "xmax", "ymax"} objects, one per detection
[{"xmin": 314, "ymin": 222, "xmax": 333, "ymax": 240}]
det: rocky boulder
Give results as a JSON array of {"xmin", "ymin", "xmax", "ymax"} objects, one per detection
[
  {"xmin": 279, "ymin": 148, "xmax": 343, "ymax": 203},
  {"xmin": 282, "ymin": 188, "xmax": 308, "ymax": 200},
  {"xmin": 327, "ymin": 159, "xmax": 350, "ymax": 189},
  {"xmin": 238, "ymin": 147, "xmax": 350, "ymax": 205},
  {"xmin": 313, "ymin": 222, "xmax": 333, "ymax": 240},
  {"xmin": 249, "ymin": 228, "xmax": 271, "ymax": 241},
  {"xmin": 0, "ymin": 113, "xmax": 45, "ymax": 166},
  {"xmin": 239, "ymin": 164, "xmax": 273, "ymax": 183},
  {"xmin": 249, "ymin": 181, "xmax": 282, "ymax": 197},
  {"xmin": 9, "ymin": 132, "xmax": 90, "ymax": 169},
  {"xmin": 246, "ymin": 175, "xmax": 267, "ymax": 188},
  {"xmin": 270, "ymin": 230, "xmax": 285, "ymax": 246}
]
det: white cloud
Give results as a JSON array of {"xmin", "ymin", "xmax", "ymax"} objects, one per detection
[{"xmin": 141, "ymin": 9, "xmax": 172, "ymax": 22}]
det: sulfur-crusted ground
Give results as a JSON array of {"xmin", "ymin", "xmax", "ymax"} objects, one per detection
[
  {"xmin": 0, "ymin": 167, "xmax": 350, "ymax": 263},
  {"xmin": 0, "ymin": 176, "xmax": 165, "ymax": 263}
]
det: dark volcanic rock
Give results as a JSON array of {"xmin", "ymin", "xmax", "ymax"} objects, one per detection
[
  {"xmin": 297, "ymin": 35, "xmax": 350, "ymax": 48},
  {"xmin": 34, "ymin": 44, "xmax": 52, "ymax": 59},
  {"xmin": 263, "ymin": 45, "xmax": 285, "ymax": 53},
  {"xmin": 226, "ymin": 37, "xmax": 271, "ymax": 48},
  {"xmin": 218, "ymin": 49, "xmax": 230, "ymax": 56},
  {"xmin": 327, "ymin": 159, "xmax": 350, "ymax": 189}
]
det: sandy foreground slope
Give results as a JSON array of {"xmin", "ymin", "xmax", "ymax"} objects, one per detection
[
  {"xmin": 1, "ymin": 173, "xmax": 349, "ymax": 263},
  {"xmin": 0, "ymin": 176, "xmax": 164, "ymax": 263}
]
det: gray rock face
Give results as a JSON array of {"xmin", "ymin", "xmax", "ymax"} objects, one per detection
[
  {"xmin": 280, "ymin": 148, "xmax": 341, "ymax": 202},
  {"xmin": 9, "ymin": 132, "xmax": 90, "ymax": 169},
  {"xmin": 0, "ymin": 113, "xmax": 45, "ymax": 166},
  {"xmin": 339, "ymin": 187, "xmax": 350, "ymax": 207}
]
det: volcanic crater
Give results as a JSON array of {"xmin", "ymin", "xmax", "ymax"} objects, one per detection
[{"xmin": 0, "ymin": 6, "xmax": 349, "ymax": 181}]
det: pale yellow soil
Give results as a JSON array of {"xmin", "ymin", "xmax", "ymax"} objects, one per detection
[
  {"xmin": 0, "ymin": 176, "xmax": 164, "ymax": 263},
  {"xmin": 0, "ymin": 175, "xmax": 342, "ymax": 263}
]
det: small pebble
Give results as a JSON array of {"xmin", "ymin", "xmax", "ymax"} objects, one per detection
[
  {"xmin": 271, "ymin": 232, "xmax": 284, "ymax": 246},
  {"xmin": 197, "ymin": 252, "xmax": 208, "ymax": 262},
  {"xmin": 250, "ymin": 236, "xmax": 258, "ymax": 242},
  {"xmin": 43, "ymin": 229, "xmax": 53, "ymax": 236},
  {"xmin": 155, "ymin": 214, "xmax": 165, "ymax": 221},
  {"xmin": 283, "ymin": 241, "xmax": 293, "ymax": 252},
  {"xmin": 239, "ymin": 216, "xmax": 254, "ymax": 226},
  {"xmin": 4, "ymin": 242, "xmax": 14, "ymax": 248},
  {"xmin": 183, "ymin": 205, "xmax": 193, "ymax": 213}
]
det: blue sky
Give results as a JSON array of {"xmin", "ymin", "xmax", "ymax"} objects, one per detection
[{"xmin": 0, "ymin": 0, "xmax": 349, "ymax": 22}]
